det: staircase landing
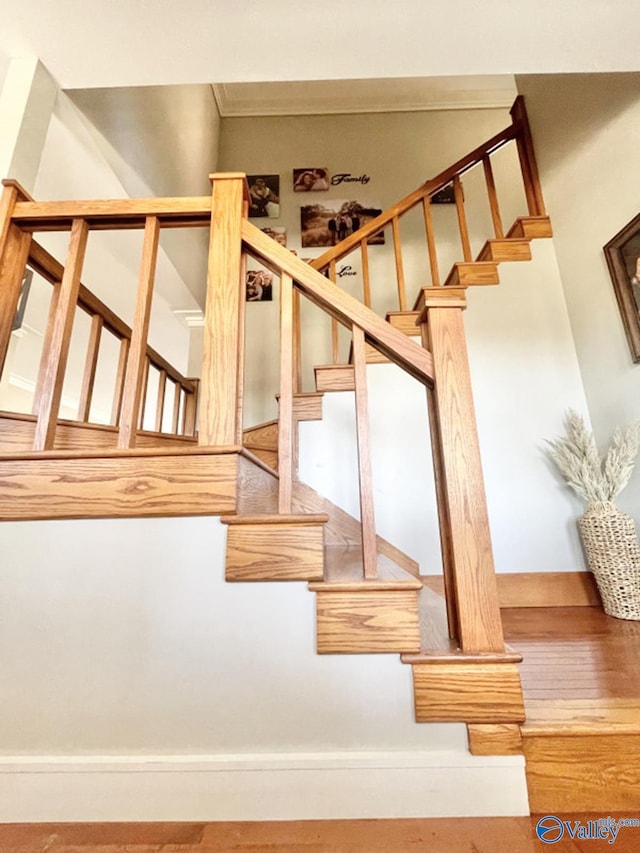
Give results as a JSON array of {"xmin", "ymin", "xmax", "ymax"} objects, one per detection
[{"xmin": 501, "ymin": 605, "xmax": 640, "ymax": 812}]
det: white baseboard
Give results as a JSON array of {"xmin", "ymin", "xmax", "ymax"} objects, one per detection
[{"xmin": 0, "ymin": 751, "xmax": 529, "ymax": 822}]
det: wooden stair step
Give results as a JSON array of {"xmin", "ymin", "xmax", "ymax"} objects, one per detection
[
  {"xmin": 386, "ymin": 311, "xmax": 421, "ymax": 336},
  {"xmin": 275, "ymin": 392, "xmax": 324, "ymax": 421},
  {"xmin": 476, "ymin": 238, "xmax": 532, "ymax": 263},
  {"xmin": 242, "ymin": 419, "xmax": 279, "ymax": 470},
  {"xmin": 222, "ymin": 513, "xmax": 327, "ymax": 582},
  {"xmin": 443, "ymin": 261, "xmax": 500, "ymax": 288},
  {"xmin": 314, "ymin": 364, "xmax": 355, "ymax": 392},
  {"xmin": 506, "ymin": 215, "xmax": 552, "ymax": 239},
  {"xmin": 401, "ymin": 584, "xmax": 525, "ymax": 724},
  {"xmin": 308, "ymin": 545, "xmax": 422, "ymax": 655}
]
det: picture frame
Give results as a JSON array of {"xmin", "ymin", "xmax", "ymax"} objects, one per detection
[
  {"xmin": 603, "ymin": 212, "xmax": 640, "ymax": 362},
  {"xmin": 247, "ymin": 174, "xmax": 280, "ymax": 218}
]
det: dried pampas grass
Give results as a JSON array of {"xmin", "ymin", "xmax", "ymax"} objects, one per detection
[{"xmin": 547, "ymin": 410, "xmax": 640, "ymax": 503}]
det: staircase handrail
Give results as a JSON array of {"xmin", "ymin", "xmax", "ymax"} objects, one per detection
[
  {"xmin": 309, "ymin": 95, "xmax": 542, "ymax": 277},
  {"xmin": 242, "ymin": 220, "xmax": 434, "ymax": 386}
]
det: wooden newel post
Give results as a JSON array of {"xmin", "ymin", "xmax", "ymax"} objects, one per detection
[
  {"xmin": 510, "ymin": 95, "xmax": 546, "ymax": 218},
  {"xmin": 419, "ymin": 286, "xmax": 505, "ymax": 654},
  {"xmin": 199, "ymin": 173, "xmax": 249, "ymax": 447}
]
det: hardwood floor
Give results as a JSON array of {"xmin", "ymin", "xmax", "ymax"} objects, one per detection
[
  {"xmin": 2, "ymin": 815, "xmax": 640, "ymax": 852},
  {"xmin": 502, "ymin": 605, "xmax": 640, "ymax": 813}
]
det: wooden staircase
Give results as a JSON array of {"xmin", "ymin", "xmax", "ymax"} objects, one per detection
[{"xmin": 3, "ymin": 96, "xmax": 633, "ymax": 814}]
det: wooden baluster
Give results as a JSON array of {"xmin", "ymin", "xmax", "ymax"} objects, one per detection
[
  {"xmin": 118, "ymin": 216, "xmax": 160, "ymax": 448},
  {"xmin": 172, "ymin": 382, "xmax": 181, "ymax": 435},
  {"xmin": 329, "ymin": 259, "xmax": 339, "ymax": 364},
  {"xmin": 391, "ymin": 216, "xmax": 407, "ymax": 311},
  {"xmin": 510, "ymin": 95, "xmax": 546, "ymax": 217},
  {"xmin": 32, "ymin": 283, "xmax": 61, "ymax": 416},
  {"xmin": 482, "ymin": 156, "xmax": 504, "ymax": 239},
  {"xmin": 418, "ymin": 287, "xmax": 504, "ymax": 653},
  {"xmin": 360, "ymin": 238, "xmax": 371, "ymax": 307},
  {"xmin": 137, "ymin": 358, "xmax": 150, "ymax": 431},
  {"xmin": 183, "ymin": 378, "xmax": 199, "ymax": 437},
  {"xmin": 453, "ymin": 175, "xmax": 472, "ymax": 262},
  {"xmin": 200, "ymin": 173, "xmax": 247, "ymax": 447},
  {"xmin": 421, "ymin": 195, "xmax": 441, "ymax": 287},
  {"xmin": 77, "ymin": 314, "xmax": 103, "ymax": 422},
  {"xmin": 33, "ymin": 218, "xmax": 89, "ymax": 451},
  {"xmin": 352, "ymin": 325, "xmax": 377, "ymax": 579},
  {"xmin": 110, "ymin": 337, "xmax": 129, "ymax": 426},
  {"xmin": 0, "ymin": 224, "xmax": 32, "ymax": 377},
  {"xmin": 278, "ymin": 272, "xmax": 294, "ymax": 514},
  {"xmin": 293, "ymin": 287, "xmax": 302, "ymax": 393},
  {"xmin": 154, "ymin": 368, "xmax": 167, "ymax": 433}
]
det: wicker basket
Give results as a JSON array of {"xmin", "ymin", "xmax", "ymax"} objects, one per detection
[{"xmin": 578, "ymin": 501, "xmax": 640, "ymax": 621}]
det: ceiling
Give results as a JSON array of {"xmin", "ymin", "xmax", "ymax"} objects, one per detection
[{"xmin": 0, "ymin": 0, "xmax": 639, "ymax": 91}]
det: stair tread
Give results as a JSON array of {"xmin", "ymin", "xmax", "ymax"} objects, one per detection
[
  {"xmin": 401, "ymin": 583, "xmax": 522, "ymax": 664},
  {"xmin": 309, "ymin": 545, "xmax": 423, "ymax": 591}
]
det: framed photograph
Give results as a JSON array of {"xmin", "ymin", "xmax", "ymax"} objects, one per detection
[
  {"xmin": 261, "ymin": 227, "xmax": 287, "ymax": 247},
  {"xmin": 604, "ymin": 212, "xmax": 640, "ymax": 362},
  {"xmin": 12, "ymin": 268, "xmax": 33, "ymax": 332},
  {"xmin": 247, "ymin": 175, "xmax": 280, "ymax": 218},
  {"xmin": 246, "ymin": 269, "xmax": 273, "ymax": 302},
  {"xmin": 293, "ymin": 168, "xmax": 330, "ymax": 192},
  {"xmin": 300, "ymin": 199, "xmax": 384, "ymax": 248},
  {"xmin": 430, "ymin": 184, "xmax": 455, "ymax": 204}
]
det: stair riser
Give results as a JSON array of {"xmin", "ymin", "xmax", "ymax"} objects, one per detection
[
  {"xmin": 411, "ymin": 662, "xmax": 525, "ymax": 724},
  {"xmin": 225, "ymin": 522, "xmax": 325, "ymax": 582},
  {"xmin": 314, "ymin": 588, "xmax": 421, "ymax": 654},
  {"xmin": 315, "ymin": 366, "xmax": 355, "ymax": 392}
]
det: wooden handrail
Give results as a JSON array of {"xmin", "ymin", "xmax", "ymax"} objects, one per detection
[
  {"xmin": 242, "ymin": 221, "xmax": 434, "ymax": 387},
  {"xmin": 310, "ymin": 124, "xmax": 516, "ymax": 273}
]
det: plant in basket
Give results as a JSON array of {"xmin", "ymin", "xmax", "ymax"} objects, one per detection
[{"xmin": 547, "ymin": 410, "xmax": 640, "ymax": 620}]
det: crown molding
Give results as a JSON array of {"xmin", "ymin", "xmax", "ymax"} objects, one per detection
[{"xmin": 212, "ymin": 76, "xmax": 517, "ymax": 118}]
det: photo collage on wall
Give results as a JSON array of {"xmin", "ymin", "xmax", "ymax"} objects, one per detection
[{"xmin": 246, "ymin": 168, "xmax": 382, "ymax": 301}]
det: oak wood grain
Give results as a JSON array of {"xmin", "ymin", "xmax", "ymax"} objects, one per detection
[
  {"xmin": 0, "ymin": 411, "xmax": 196, "ymax": 452},
  {"xmin": 352, "ymin": 325, "xmax": 377, "ymax": 579},
  {"xmin": 33, "ymin": 218, "xmax": 89, "ymax": 451},
  {"xmin": 200, "ymin": 176, "xmax": 245, "ymax": 446},
  {"xmin": 224, "ymin": 520, "xmax": 325, "ymax": 582},
  {"xmin": 0, "ymin": 223, "xmax": 31, "ymax": 376},
  {"xmin": 0, "ymin": 452, "xmax": 237, "ymax": 519},
  {"xmin": 468, "ymin": 723, "xmax": 523, "ymax": 755},
  {"xmin": 278, "ymin": 273, "xmax": 294, "ymax": 513},
  {"xmin": 314, "ymin": 364, "xmax": 355, "ymax": 392},
  {"xmin": 482, "ymin": 154, "xmax": 504, "ymax": 239},
  {"xmin": 77, "ymin": 314, "xmax": 103, "ymax": 422},
  {"xmin": 421, "ymin": 290, "xmax": 504, "ymax": 653},
  {"xmin": 118, "ymin": 217, "xmax": 160, "ymax": 448},
  {"xmin": 412, "ymin": 661, "xmax": 525, "ymax": 723},
  {"xmin": 314, "ymin": 587, "xmax": 421, "ymax": 654}
]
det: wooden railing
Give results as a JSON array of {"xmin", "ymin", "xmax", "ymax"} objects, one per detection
[
  {"xmin": 0, "ymin": 181, "xmax": 202, "ymax": 449},
  {"xmin": 307, "ymin": 96, "xmax": 545, "ymax": 365},
  {"xmin": 241, "ymin": 219, "xmax": 504, "ymax": 651},
  {"xmin": 0, "ymin": 97, "xmax": 543, "ymax": 654}
]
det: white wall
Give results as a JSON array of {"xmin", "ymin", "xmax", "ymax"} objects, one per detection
[
  {"xmin": 1, "ymin": 88, "xmax": 198, "ymax": 418},
  {"xmin": 517, "ymin": 74, "xmax": 640, "ymax": 520},
  {"xmin": 221, "ymin": 108, "xmax": 589, "ymax": 573}
]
